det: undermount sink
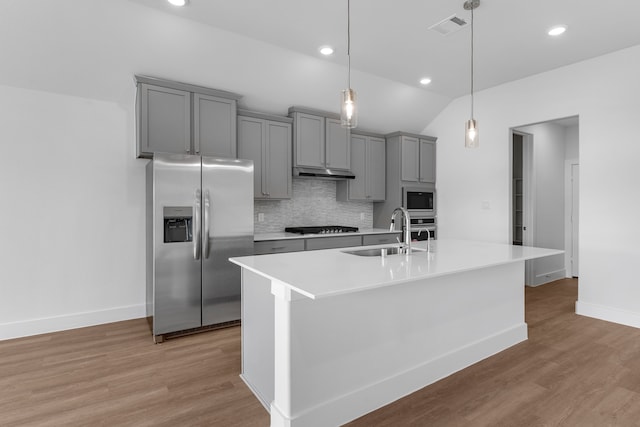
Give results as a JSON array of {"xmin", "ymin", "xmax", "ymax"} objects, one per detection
[{"xmin": 342, "ymin": 246, "xmax": 426, "ymax": 257}]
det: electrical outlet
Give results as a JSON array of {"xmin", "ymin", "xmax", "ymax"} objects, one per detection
[
  {"xmin": 360, "ymin": 212, "xmax": 365, "ymax": 221},
  {"xmin": 258, "ymin": 213, "xmax": 264, "ymax": 222},
  {"xmin": 481, "ymin": 200, "xmax": 491, "ymax": 210}
]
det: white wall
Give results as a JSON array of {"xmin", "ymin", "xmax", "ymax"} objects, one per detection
[
  {"xmin": 0, "ymin": 85, "xmax": 146, "ymax": 339},
  {"xmin": 0, "ymin": 0, "xmax": 448, "ymax": 340},
  {"xmin": 426, "ymin": 45, "xmax": 640, "ymax": 328}
]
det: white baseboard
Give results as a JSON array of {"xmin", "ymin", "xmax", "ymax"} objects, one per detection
[
  {"xmin": 271, "ymin": 323, "xmax": 528, "ymax": 427},
  {"xmin": 0, "ymin": 304, "xmax": 146, "ymax": 341},
  {"xmin": 576, "ymin": 300, "xmax": 640, "ymax": 329},
  {"xmin": 529, "ymin": 269, "xmax": 566, "ymax": 287}
]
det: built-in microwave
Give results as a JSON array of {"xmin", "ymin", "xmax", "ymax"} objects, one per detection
[{"xmin": 402, "ymin": 187, "xmax": 436, "ymax": 215}]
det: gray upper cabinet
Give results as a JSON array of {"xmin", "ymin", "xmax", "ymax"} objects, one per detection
[
  {"xmin": 293, "ymin": 112, "xmax": 325, "ymax": 168},
  {"xmin": 400, "ymin": 135, "xmax": 419, "ymax": 182},
  {"xmin": 337, "ymin": 132, "xmax": 386, "ymax": 202},
  {"xmin": 419, "ymin": 138, "xmax": 436, "ymax": 183},
  {"xmin": 289, "ymin": 107, "xmax": 350, "ymax": 171},
  {"xmin": 238, "ymin": 110, "xmax": 292, "ymax": 200},
  {"xmin": 194, "ymin": 93, "xmax": 237, "ymax": 158},
  {"xmin": 139, "ymin": 84, "xmax": 191, "ymax": 156},
  {"xmin": 325, "ymin": 118, "xmax": 350, "ymax": 170},
  {"xmin": 393, "ymin": 133, "xmax": 436, "ymax": 183},
  {"xmin": 136, "ymin": 76, "xmax": 241, "ymax": 159}
]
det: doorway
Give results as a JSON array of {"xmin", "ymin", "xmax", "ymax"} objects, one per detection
[{"xmin": 511, "ymin": 116, "xmax": 579, "ymax": 286}]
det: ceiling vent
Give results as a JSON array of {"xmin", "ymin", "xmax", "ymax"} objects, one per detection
[{"xmin": 428, "ymin": 14, "xmax": 468, "ymax": 36}]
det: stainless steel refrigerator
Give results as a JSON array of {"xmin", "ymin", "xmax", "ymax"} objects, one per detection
[{"xmin": 146, "ymin": 153, "xmax": 254, "ymax": 342}]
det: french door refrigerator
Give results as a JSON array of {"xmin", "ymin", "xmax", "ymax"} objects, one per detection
[{"xmin": 146, "ymin": 153, "xmax": 254, "ymax": 342}]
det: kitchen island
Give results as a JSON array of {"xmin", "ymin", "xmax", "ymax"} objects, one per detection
[{"xmin": 230, "ymin": 239, "xmax": 562, "ymax": 427}]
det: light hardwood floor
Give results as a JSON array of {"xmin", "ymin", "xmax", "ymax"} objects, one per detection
[{"xmin": 2, "ymin": 279, "xmax": 639, "ymax": 426}]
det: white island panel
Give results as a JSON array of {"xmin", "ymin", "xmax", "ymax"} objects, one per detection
[{"xmin": 231, "ymin": 240, "xmax": 562, "ymax": 427}]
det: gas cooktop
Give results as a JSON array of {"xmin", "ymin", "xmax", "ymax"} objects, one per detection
[{"xmin": 285, "ymin": 226, "xmax": 359, "ymax": 235}]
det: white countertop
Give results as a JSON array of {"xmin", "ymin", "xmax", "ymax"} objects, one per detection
[
  {"xmin": 253, "ymin": 228, "xmax": 399, "ymax": 241},
  {"xmin": 230, "ymin": 239, "xmax": 564, "ymax": 300}
]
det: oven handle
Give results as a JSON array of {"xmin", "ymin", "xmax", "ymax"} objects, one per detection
[{"xmin": 410, "ymin": 225, "xmax": 436, "ymax": 232}]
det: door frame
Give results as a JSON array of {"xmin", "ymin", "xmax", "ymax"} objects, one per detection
[
  {"xmin": 511, "ymin": 129, "xmax": 535, "ymax": 285},
  {"xmin": 565, "ymin": 159, "xmax": 579, "ymax": 277}
]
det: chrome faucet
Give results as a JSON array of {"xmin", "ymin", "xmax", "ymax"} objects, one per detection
[
  {"xmin": 390, "ymin": 207, "xmax": 411, "ymax": 254},
  {"xmin": 418, "ymin": 228, "xmax": 431, "ymax": 253}
]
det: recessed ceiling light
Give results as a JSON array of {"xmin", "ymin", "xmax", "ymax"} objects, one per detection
[
  {"xmin": 167, "ymin": 0, "xmax": 187, "ymax": 6},
  {"xmin": 420, "ymin": 77, "xmax": 432, "ymax": 86},
  {"xmin": 319, "ymin": 46, "xmax": 334, "ymax": 56},
  {"xmin": 548, "ymin": 25, "xmax": 567, "ymax": 36}
]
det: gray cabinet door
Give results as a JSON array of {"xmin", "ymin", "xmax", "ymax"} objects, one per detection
[
  {"xmin": 254, "ymin": 239, "xmax": 305, "ymax": 255},
  {"xmin": 349, "ymin": 134, "xmax": 367, "ymax": 200},
  {"xmin": 237, "ymin": 116, "xmax": 265, "ymax": 198},
  {"xmin": 325, "ymin": 118, "xmax": 350, "ymax": 170},
  {"xmin": 294, "ymin": 112, "xmax": 325, "ymax": 168},
  {"xmin": 368, "ymin": 136, "xmax": 386, "ymax": 200},
  {"xmin": 419, "ymin": 139, "xmax": 436, "ymax": 183},
  {"xmin": 139, "ymin": 83, "xmax": 191, "ymax": 157},
  {"xmin": 362, "ymin": 233, "xmax": 401, "ymax": 246},
  {"xmin": 337, "ymin": 134, "xmax": 386, "ymax": 202},
  {"xmin": 400, "ymin": 136, "xmax": 420, "ymax": 182},
  {"xmin": 265, "ymin": 121, "xmax": 292, "ymax": 199},
  {"xmin": 238, "ymin": 115, "xmax": 292, "ymax": 200},
  {"xmin": 194, "ymin": 93, "xmax": 237, "ymax": 158},
  {"xmin": 305, "ymin": 235, "xmax": 362, "ymax": 250}
]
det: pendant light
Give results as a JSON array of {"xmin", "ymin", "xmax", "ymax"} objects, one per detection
[
  {"xmin": 340, "ymin": 0, "xmax": 358, "ymax": 128},
  {"xmin": 464, "ymin": 0, "xmax": 480, "ymax": 148}
]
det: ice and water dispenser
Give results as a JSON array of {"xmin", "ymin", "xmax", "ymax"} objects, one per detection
[{"xmin": 163, "ymin": 206, "xmax": 193, "ymax": 243}]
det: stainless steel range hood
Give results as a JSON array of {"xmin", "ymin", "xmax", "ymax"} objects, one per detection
[{"xmin": 293, "ymin": 167, "xmax": 355, "ymax": 180}]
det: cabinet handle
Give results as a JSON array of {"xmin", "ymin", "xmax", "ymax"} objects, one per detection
[{"xmin": 272, "ymin": 246, "xmax": 286, "ymax": 250}]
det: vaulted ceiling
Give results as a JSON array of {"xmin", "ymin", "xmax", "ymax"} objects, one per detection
[{"xmin": 131, "ymin": 0, "xmax": 640, "ymax": 98}]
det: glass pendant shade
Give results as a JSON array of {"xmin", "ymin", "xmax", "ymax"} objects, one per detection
[
  {"xmin": 465, "ymin": 119, "xmax": 479, "ymax": 148},
  {"xmin": 340, "ymin": 88, "xmax": 358, "ymax": 128}
]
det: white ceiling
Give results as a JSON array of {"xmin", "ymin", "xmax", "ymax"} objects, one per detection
[{"xmin": 130, "ymin": 0, "xmax": 640, "ymax": 99}]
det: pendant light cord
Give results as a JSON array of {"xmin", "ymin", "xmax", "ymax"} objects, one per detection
[
  {"xmin": 347, "ymin": 0, "xmax": 351, "ymax": 89},
  {"xmin": 470, "ymin": 2, "xmax": 474, "ymax": 119}
]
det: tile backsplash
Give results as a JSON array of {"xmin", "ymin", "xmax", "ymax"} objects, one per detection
[{"xmin": 254, "ymin": 179, "xmax": 373, "ymax": 233}]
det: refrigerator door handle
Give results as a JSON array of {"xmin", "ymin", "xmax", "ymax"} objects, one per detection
[
  {"xmin": 204, "ymin": 190, "xmax": 211, "ymax": 259},
  {"xmin": 194, "ymin": 189, "xmax": 201, "ymax": 260}
]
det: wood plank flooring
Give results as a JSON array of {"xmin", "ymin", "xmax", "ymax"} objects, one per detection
[{"xmin": 1, "ymin": 278, "xmax": 639, "ymax": 426}]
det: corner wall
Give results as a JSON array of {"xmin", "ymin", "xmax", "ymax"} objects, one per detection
[{"xmin": 426, "ymin": 44, "xmax": 640, "ymax": 328}]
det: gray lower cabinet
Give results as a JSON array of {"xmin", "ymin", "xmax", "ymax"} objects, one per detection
[
  {"xmin": 305, "ymin": 235, "xmax": 362, "ymax": 251},
  {"xmin": 254, "ymin": 233, "xmax": 401, "ymax": 255},
  {"xmin": 337, "ymin": 132, "xmax": 386, "ymax": 201},
  {"xmin": 254, "ymin": 239, "xmax": 305, "ymax": 255},
  {"xmin": 390, "ymin": 132, "xmax": 436, "ymax": 184},
  {"xmin": 238, "ymin": 111, "xmax": 292, "ymax": 199},
  {"xmin": 362, "ymin": 233, "xmax": 401, "ymax": 246},
  {"xmin": 136, "ymin": 76, "xmax": 241, "ymax": 159},
  {"xmin": 289, "ymin": 107, "xmax": 350, "ymax": 171}
]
